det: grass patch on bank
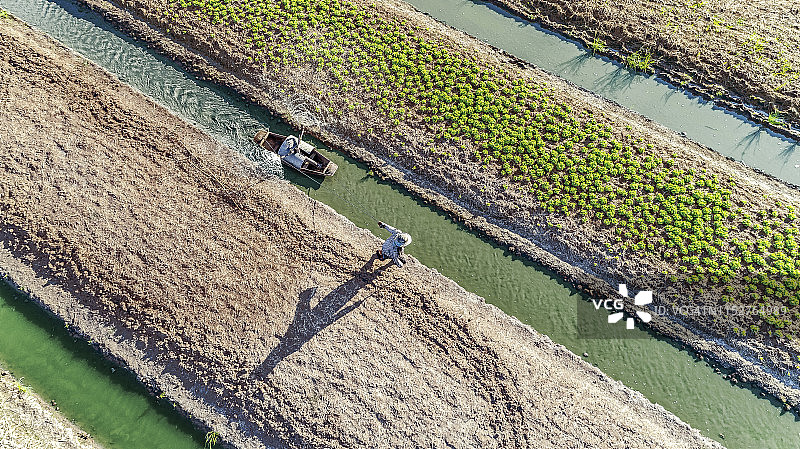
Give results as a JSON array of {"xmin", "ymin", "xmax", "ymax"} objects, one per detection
[
  {"xmin": 624, "ymin": 49, "xmax": 654, "ymax": 72},
  {"xmin": 161, "ymin": 0, "xmax": 800, "ymax": 342}
]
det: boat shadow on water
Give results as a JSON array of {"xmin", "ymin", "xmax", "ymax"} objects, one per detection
[{"xmin": 253, "ymin": 256, "xmax": 392, "ymax": 378}]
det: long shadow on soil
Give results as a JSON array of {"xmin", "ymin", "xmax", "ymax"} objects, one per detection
[{"xmin": 254, "ymin": 255, "xmax": 391, "ymax": 378}]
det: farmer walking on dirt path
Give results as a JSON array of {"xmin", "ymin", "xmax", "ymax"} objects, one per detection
[{"xmin": 376, "ymin": 221, "xmax": 412, "ymax": 267}]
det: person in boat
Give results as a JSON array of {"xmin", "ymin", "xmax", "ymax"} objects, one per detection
[
  {"xmin": 376, "ymin": 221, "xmax": 412, "ymax": 267},
  {"xmin": 278, "ymin": 136, "xmax": 323, "ymax": 171}
]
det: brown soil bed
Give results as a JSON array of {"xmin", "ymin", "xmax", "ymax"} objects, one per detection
[
  {"xmin": 72, "ymin": 0, "xmax": 800, "ymax": 408},
  {"xmin": 0, "ymin": 15, "xmax": 723, "ymax": 449},
  {"xmin": 487, "ymin": 0, "xmax": 800, "ymax": 137}
]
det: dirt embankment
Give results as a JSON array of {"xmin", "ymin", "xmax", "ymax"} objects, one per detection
[
  {"xmin": 73, "ymin": 0, "xmax": 800, "ymax": 408},
  {"xmin": 0, "ymin": 16, "xmax": 722, "ymax": 449},
  {"xmin": 0, "ymin": 364, "xmax": 102, "ymax": 449},
  {"xmin": 488, "ymin": 0, "xmax": 800, "ymax": 136}
]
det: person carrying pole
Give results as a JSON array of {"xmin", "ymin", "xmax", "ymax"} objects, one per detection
[{"xmin": 376, "ymin": 221, "xmax": 412, "ymax": 267}]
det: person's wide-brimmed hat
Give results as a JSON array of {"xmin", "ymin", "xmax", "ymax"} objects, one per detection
[{"xmin": 394, "ymin": 233, "xmax": 412, "ymax": 247}]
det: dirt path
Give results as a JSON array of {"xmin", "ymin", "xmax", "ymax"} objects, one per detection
[
  {"xmin": 487, "ymin": 0, "xmax": 800, "ymax": 135},
  {"xmin": 0, "ymin": 16, "xmax": 722, "ymax": 448},
  {"xmin": 0, "ymin": 364, "xmax": 102, "ymax": 449}
]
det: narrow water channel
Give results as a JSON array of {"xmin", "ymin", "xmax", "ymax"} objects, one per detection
[
  {"xmin": 405, "ymin": 0, "xmax": 800, "ymax": 186},
  {"xmin": 0, "ymin": 0, "xmax": 799, "ymax": 448},
  {"xmin": 0, "ymin": 282, "xmax": 206, "ymax": 448}
]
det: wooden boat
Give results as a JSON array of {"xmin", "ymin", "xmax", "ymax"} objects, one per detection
[{"xmin": 253, "ymin": 129, "xmax": 338, "ymax": 177}]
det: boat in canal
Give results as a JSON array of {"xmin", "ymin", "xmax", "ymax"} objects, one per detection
[{"xmin": 253, "ymin": 129, "xmax": 338, "ymax": 177}]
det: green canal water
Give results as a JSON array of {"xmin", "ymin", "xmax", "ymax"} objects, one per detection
[
  {"xmin": 0, "ymin": 0, "xmax": 798, "ymax": 448},
  {"xmin": 0, "ymin": 282, "xmax": 206, "ymax": 448}
]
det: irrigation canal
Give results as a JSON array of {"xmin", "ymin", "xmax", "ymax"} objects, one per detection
[{"xmin": 0, "ymin": 0, "xmax": 798, "ymax": 447}]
